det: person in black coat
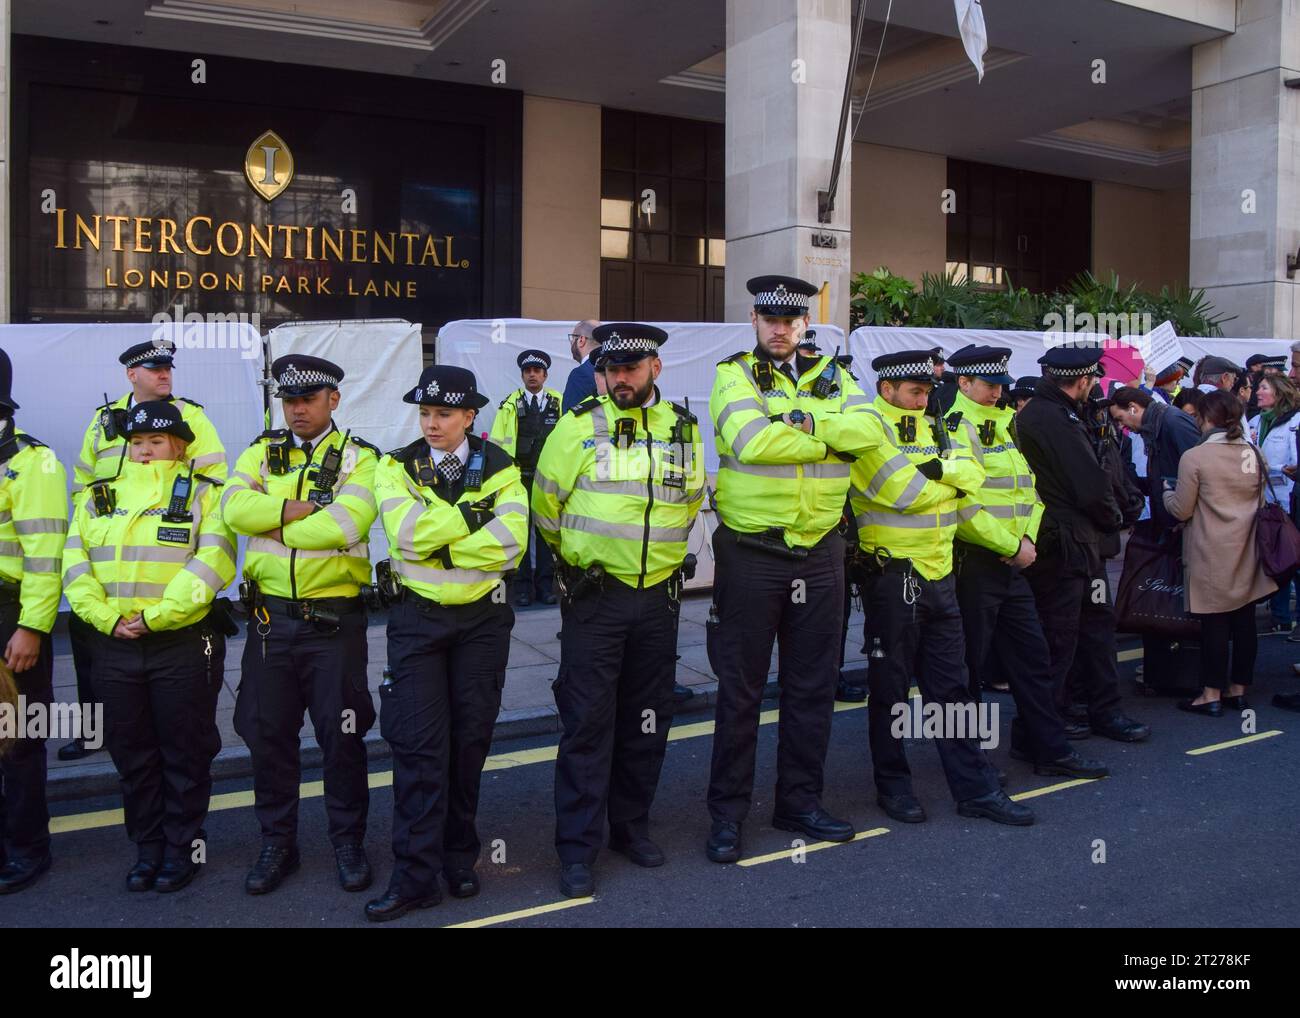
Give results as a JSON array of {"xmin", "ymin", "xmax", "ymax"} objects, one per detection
[
  {"xmin": 1108, "ymin": 387, "xmax": 1203, "ymax": 694},
  {"xmin": 1015, "ymin": 346, "xmax": 1151, "ymax": 743}
]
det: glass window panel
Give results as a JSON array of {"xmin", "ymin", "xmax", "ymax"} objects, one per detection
[
  {"xmin": 945, "ymin": 261, "xmax": 968, "ymax": 283},
  {"xmin": 601, "ymin": 198, "xmax": 632, "ymax": 229},
  {"xmin": 636, "ymin": 116, "xmax": 672, "ymax": 174},
  {"xmin": 673, "ymin": 178, "xmax": 705, "ymax": 236},
  {"xmin": 708, "ymin": 238, "xmax": 726, "ymax": 266},
  {"xmin": 602, "ymin": 110, "xmax": 635, "ymax": 170},
  {"xmin": 634, "ymin": 232, "xmax": 669, "ymax": 262},
  {"xmin": 672, "ymin": 235, "xmax": 705, "ymax": 265},
  {"xmin": 672, "ymin": 119, "xmax": 706, "ymax": 178},
  {"xmin": 601, "ymin": 229, "xmax": 631, "ymax": 259}
]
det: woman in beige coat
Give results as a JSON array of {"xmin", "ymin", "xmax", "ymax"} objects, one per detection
[{"xmin": 1163, "ymin": 390, "xmax": 1276, "ymax": 716}]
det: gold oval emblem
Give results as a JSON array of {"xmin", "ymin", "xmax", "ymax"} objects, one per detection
[{"xmin": 244, "ymin": 130, "xmax": 294, "ymax": 202}]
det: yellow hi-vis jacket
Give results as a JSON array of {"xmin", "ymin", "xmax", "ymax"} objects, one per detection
[
  {"xmin": 848, "ymin": 396, "xmax": 986, "ymax": 581},
  {"xmin": 376, "ymin": 434, "xmax": 528, "ymax": 605},
  {"xmin": 63, "ymin": 459, "xmax": 236, "ymax": 634},
  {"xmin": 73, "ymin": 394, "xmax": 227, "ymax": 493},
  {"xmin": 0, "ymin": 430, "xmax": 69, "ymax": 633},
  {"xmin": 221, "ymin": 424, "xmax": 378, "ymax": 599},
  {"xmin": 710, "ymin": 349, "xmax": 879, "ymax": 548},
  {"xmin": 945, "ymin": 390, "xmax": 1044, "ymax": 558},
  {"xmin": 487, "ymin": 387, "xmax": 563, "ymax": 461},
  {"xmin": 532, "ymin": 391, "xmax": 706, "ymax": 588}
]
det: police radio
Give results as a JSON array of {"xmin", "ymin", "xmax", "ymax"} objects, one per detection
[
  {"xmin": 307, "ymin": 431, "xmax": 347, "ymax": 506},
  {"xmin": 99, "ymin": 393, "xmax": 129, "ymax": 442},
  {"xmin": 812, "ymin": 349, "xmax": 841, "ymax": 399},
  {"xmin": 463, "ymin": 434, "xmax": 487, "ymax": 491},
  {"xmin": 156, "ymin": 464, "xmax": 196, "ymax": 544}
]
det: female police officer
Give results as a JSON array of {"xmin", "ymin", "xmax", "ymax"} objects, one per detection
[
  {"xmin": 63, "ymin": 400, "xmax": 237, "ymax": 893},
  {"xmin": 365, "ymin": 365, "xmax": 528, "ymax": 922}
]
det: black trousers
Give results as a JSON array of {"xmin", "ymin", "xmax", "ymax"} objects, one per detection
[
  {"xmin": 91, "ymin": 621, "xmax": 224, "ymax": 863},
  {"xmin": 955, "ymin": 544, "xmax": 1071, "ymax": 762},
  {"xmin": 381, "ymin": 594, "xmax": 512, "ymax": 897},
  {"xmin": 707, "ymin": 526, "xmax": 844, "ymax": 823},
  {"xmin": 554, "ymin": 578, "xmax": 677, "ymax": 864},
  {"xmin": 1024, "ymin": 553, "xmax": 1124, "ymax": 723},
  {"xmin": 864, "ymin": 568, "xmax": 999, "ymax": 802},
  {"xmin": 516, "ymin": 473, "xmax": 554, "ymax": 597},
  {"xmin": 233, "ymin": 605, "xmax": 375, "ymax": 849},
  {"xmin": 0, "ymin": 602, "xmax": 53, "ymax": 863},
  {"xmin": 69, "ymin": 611, "xmax": 96, "ymax": 722},
  {"xmin": 1197, "ymin": 603, "xmax": 1257, "ymax": 691}
]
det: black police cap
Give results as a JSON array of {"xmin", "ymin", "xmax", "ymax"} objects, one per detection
[
  {"xmin": 592, "ymin": 323, "xmax": 667, "ymax": 369},
  {"xmin": 271, "ymin": 355, "xmax": 345, "ymax": 398},
  {"xmin": 402, "ymin": 364, "xmax": 490, "ymax": 409},
  {"xmin": 747, "ymin": 275, "xmax": 818, "ymax": 317},
  {"xmin": 871, "ymin": 350, "xmax": 938, "ymax": 385},
  {"xmin": 125, "ymin": 399, "xmax": 195, "ymax": 443},
  {"xmin": 517, "ymin": 349, "xmax": 552, "ymax": 371},
  {"xmin": 120, "ymin": 339, "xmax": 176, "ymax": 369},
  {"xmin": 948, "ymin": 344, "xmax": 1015, "ymax": 386},
  {"xmin": 1037, "ymin": 344, "xmax": 1105, "ymax": 378}
]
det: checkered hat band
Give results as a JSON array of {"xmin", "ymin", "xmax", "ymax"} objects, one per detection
[
  {"xmin": 754, "ymin": 290, "xmax": 810, "ymax": 309},
  {"xmin": 277, "ymin": 365, "xmax": 339, "ymax": 390},
  {"xmin": 600, "ymin": 334, "xmax": 659, "ymax": 355},
  {"xmin": 1047, "ymin": 362, "xmax": 1100, "ymax": 378},
  {"xmin": 953, "ymin": 359, "xmax": 1010, "ymax": 375},
  {"xmin": 125, "ymin": 347, "xmax": 174, "ymax": 367},
  {"xmin": 877, "ymin": 360, "xmax": 934, "ymax": 379},
  {"xmin": 520, "ymin": 355, "xmax": 547, "ymax": 367}
]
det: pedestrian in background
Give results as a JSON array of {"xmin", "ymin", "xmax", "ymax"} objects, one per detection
[
  {"xmin": 1163, "ymin": 391, "xmax": 1276, "ymax": 716},
  {"xmin": 1247, "ymin": 373, "xmax": 1300, "ymax": 634}
]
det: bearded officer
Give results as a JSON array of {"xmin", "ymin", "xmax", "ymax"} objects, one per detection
[
  {"xmin": 224, "ymin": 356, "xmax": 382, "ymax": 895},
  {"xmin": 705, "ymin": 275, "xmax": 880, "ymax": 863},
  {"xmin": 61, "ymin": 337, "xmax": 227, "ymax": 763},
  {"xmin": 488, "ymin": 349, "xmax": 561, "ymax": 606},
  {"xmin": 1016, "ymin": 346, "xmax": 1150, "ymax": 744},
  {"xmin": 533, "ymin": 323, "xmax": 705, "ymax": 898},
  {"xmin": 0, "ymin": 349, "xmax": 68, "ymax": 894},
  {"xmin": 850, "ymin": 350, "xmax": 1032, "ymax": 826},
  {"xmin": 943, "ymin": 345, "xmax": 1109, "ymax": 781}
]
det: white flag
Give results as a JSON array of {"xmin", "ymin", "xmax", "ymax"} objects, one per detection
[{"xmin": 954, "ymin": 0, "xmax": 988, "ymax": 82}]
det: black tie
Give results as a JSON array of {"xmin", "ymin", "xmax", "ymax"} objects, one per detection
[
  {"xmin": 437, "ymin": 455, "xmax": 463, "ymax": 486},
  {"xmin": 780, "ymin": 363, "xmax": 797, "ymax": 385},
  {"xmin": 301, "ymin": 441, "xmax": 313, "ymax": 461}
]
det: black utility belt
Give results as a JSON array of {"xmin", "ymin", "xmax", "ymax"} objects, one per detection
[
  {"xmin": 854, "ymin": 552, "xmax": 915, "ymax": 576},
  {"xmin": 402, "ymin": 586, "xmax": 502, "ymax": 612},
  {"xmin": 260, "ymin": 594, "xmax": 362, "ymax": 620}
]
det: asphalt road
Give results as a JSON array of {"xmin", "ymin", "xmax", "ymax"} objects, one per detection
[{"xmin": 10, "ymin": 639, "xmax": 1299, "ymax": 929}]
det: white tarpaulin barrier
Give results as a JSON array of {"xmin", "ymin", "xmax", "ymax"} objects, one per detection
[
  {"xmin": 848, "ymin": 326, "xmax": 1294, "ymax": 394},
  {"xmin": 0, "ymin": 321, "xmax": 265, "ymax": 599},
  {"xmin": 437, "ymin": 319, "xmax": 845, "ymax": 590},
  {"xmin": 268, "ymin": 319, "xmax": 425, "ymax": 563}
]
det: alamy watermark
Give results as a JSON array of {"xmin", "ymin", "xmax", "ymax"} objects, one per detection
[
  {"xmin": 890, "ymin": 695, "xmax": 1000, "ymax": 749},
  {"xmin": 150, "ymin": 303, "xmax": 262, "ymax": 359},
  {"xmin": 0, "ymin": 697, "xmax": 103, "ymax": 748}
]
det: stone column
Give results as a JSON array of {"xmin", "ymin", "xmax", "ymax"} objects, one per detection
[
  {"xmin": 1190, "ymin": 0, "xmax": 1300, "ymax": 338},
  {"xmin": 725, "ymin": 0, "xmax": 853, "ymax": 332}
]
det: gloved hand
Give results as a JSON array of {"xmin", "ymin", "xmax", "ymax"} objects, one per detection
[
  {"xmin": 458, "ymin": 501, "xmax": 494, "ymax": 532},
  {"xmin": 916, "ymin": 458, "xmax": 944, "ymax": 481}
]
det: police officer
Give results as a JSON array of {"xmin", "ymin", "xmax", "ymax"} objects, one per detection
[
  {"xmin": 1016, "ymin": 346, "xmax": 1151, "ymax": 743},
  {"xmin": 0, "ymin": 349, "xmax": 67, "ymax": 895},
  {"xmin": 1006, "ymin": 376, "xmax": 1039, "ymax": 414},
  {"xmin": 705, "ymin": 276, "xmax": 879, "ymax": 863},
  {"xmin": 533, "ymin": 323, "xmax": 705, "ymax": 897},
  {"xmin": 223, "ymin": 356, "xmax": 381, "ymax": 895},
  {"xmin": 850, "ymin": 350, "xmax": 1032, "ymax": 826},
  {"xmin": 365, "ymin": 365, "xmax": 528, "ymax": 921},
  {"xmin": 63, "ymin": 401, "xmax": 236, "ymax": 892},
  {"xmin": 943, "ymin": 346, "xmax": 1109, "ymax": 780},
  {"xmin": 927, "ymin": 346, "xmax": 958, "ymax": 417},
  {"xmin": 488, "ymin": 349, "xmax": 562, "ymax": 606},
  {"xmin": 61, "ymin": 338, "xmax": 228, "ymax": 762}
]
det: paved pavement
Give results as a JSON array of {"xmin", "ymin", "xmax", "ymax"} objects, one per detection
[{"xmin": 9, "ymin": 618, "xmax": 1298, "ymax": 929}]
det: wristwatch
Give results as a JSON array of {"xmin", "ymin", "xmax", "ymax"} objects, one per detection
[{"xmin": 788, "ymin": 409, "xmax": 806, "ymax": 426}]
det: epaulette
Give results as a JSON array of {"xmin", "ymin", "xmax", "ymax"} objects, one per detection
[
  {"xmin": 945, "ymin": 410, "xmax": 963, "ymax": 433},
  {"xmin": 193, "ymin": 471, "xmax": 225, "ymax": 487},
  {"xmin": 669, "ymin": 401, "xmax": 698, "ymax": 424},
  {"xmin": 717, "ymin": 351, "xmax": 750, "ymax": 366},
  {"xmin": 498, "ymin": 394, "xmax": 513, "ymax": 410},
  {"xmin": 252, "ymin": 428, "xmax": 290, "ymax": 445},
  {"xmin": 570, "ymin": 397, "xmax": 601, "ymax": 416},
  {"xmin": 387, "ymin": 438, "xmax": 426, "ymax": 463},
  {"xmin": 15, "ymin": 434, "xmax": 47, "ymax": 448},
  {"xmin": 349, "ymin": 435, "xmax": 381, "ymax": 456},
  {"xmin": 178, "ymin": 396, "xmax": 205, "ymax": 410}
]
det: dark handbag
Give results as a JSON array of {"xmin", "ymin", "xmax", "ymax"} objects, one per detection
[
  {"xmin": 1252, "ymin": 447, "xmax": 1300, "ymax": 582},
  {"xmin": 1115, "ymin": 525, "xmax": 1199, "ymax": 640}
]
